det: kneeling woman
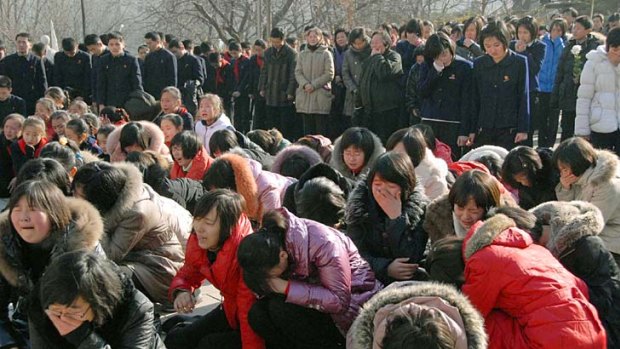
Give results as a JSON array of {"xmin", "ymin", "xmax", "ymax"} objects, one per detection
[
  {"xmin": 28, "ymin": 251, "xmax": 164, "ymax": 348},
  {"xmin": 165, "ymin": 190, "xmax": 264, "ymax": 349},
  {"xmin": 238, "ymin": 209, "xmax": 382, "ymax": 349}
]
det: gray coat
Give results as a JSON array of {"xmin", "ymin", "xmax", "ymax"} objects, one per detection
[
  {"xmin": 259, "ymin": 44, "xmax": 298, "ymax": 107},
  {"xmin": 294, "ymin": 45, "xmax": 334, "ymax": 115},
  {"xmin": 342, "ymin": 45, "xmax": 371, "ymax": 117}
]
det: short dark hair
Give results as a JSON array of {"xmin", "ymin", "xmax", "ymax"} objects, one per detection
[
  {"xmin": 426, "ymin": 236, "xmax": 465, "ymax": 289},
  {"xmin": 423, "ymin": 32, "xmax": 455, "ymax": 63},
  {"xmin": 39, "ymin": 251, "xmax": 124, "ymax": 326},
  {"xmin": 501, "ymin": 146, "xmax": 542, "ymax": 189},
  {"xmin": 200, "ymin": 41, "xmax": 214, "ymax": 53},
  {"xmin": 0, "ymin": 75, "xmax": 12, "ymax": 89},
  {"xmin": 168, "ymin": 39, "xmax": 183, "ymax": 50},
  {"xmin": 247, "ymin": 129, "xmax": 277, "ymax": 155},
  {"xmin": 15, "ymin": 158, "xmax": 71, "ymax": 195},
  {"xmin": 592, "ymin": 13, "xmax": 604, "ymax": 21},
  {"xmin": 253, "ymin": 39, "xmax": 267, "ymax": 49},
  {"xmin": 208, "ymin": 129, "xmax": 239, "ymax": 157},
  {"xmin": 119, "ymin": 122, "xmax": 149, "ymax": 153},
  {"xmin": 99, "ymin": 33, "xmax": 110, "ymax": 45},
  {"xmin": 285, "ymin": 37, "xmax": 298, "ymax": 46},
  {"xmin": 463, "ymin": 16, "xmax": 486, "ymax": 42},
  {"xmin": 193, "ymin": 189, "xmax": 243, "ymax": 247},
  {"xmin": 552, "ymin": 137, "xmax": 597, "ymax": 177},
  {"xmin": 125, "ymin": 150, "xmax": 170, "ymax": 192},
  {"xmin": 371, "ymin": 30, "xmax": 392, "ymax": 49},
  {"xmin": 161, "ymin": 113, "xmax": 184, "ymax": 128},
  {"xmin": 550, "ymin": 18, "xmax": 568, "ymax": 37},
  {"xmin": 107, "ymin": 32, "xmax": 124, "ymax": 43},
  {"xmin": 228, "ymin": 41, "xmax": 241, "ymax": 52},
  {"xmin": 241, "ymin": 41, "xmax": 251, "ymax": 50},
  {"xmin": 575, "ymin": 15, "xmax": 593, "ymax": 30},
  {"xmin": 182, "ymin": 39, "xmax": 194, "ymax": 51},
  {"xmin": 40, "ymin": 141, "xmax": 82, "ymax": 174},
  {"xmin": 339, "ymin": 127, "xmax": 378, "ymax": 165},
  {"xmin": 270, "ymin": 27, "xmax": 285, "ymax": 39},
  {"xmin": 97, "ymin": 125, "xmax": 116, "ymax": 138},
  {"xmin": 144, "ymin": 31, "xmax": 161, "ymax": 42},
  {"xmin": 66, "ymin": 118, "xmax": 90, "ymax": 137},
  {"xmin": 32, "ymin": 43, "xmax": 46, "ymax": 56},
  {"xmin": 448, "ymin": 170, "xmax": 500, "ymax": 213},
  {"xmin": 348, "ymin": 27, "xmax": 368, "ymax": 45},
  {"xmin": 608, "ymin": 13, "xmax": 620, "ymax": 23},
  {"xmin": 278, "ymin": 153, "xmax": 314, "ymax": 179},
  {"xmin": 607, "ymin": 27, "xmax": 620, "ymax": 51},
  {"xmin": 15, "ymin": 32, "xmax": 30, "ymax": 41},
  {"xmin": 477, "ymin": 155, "xmax": 503, "ymax": 178},
  {"xmin": 207, "ymin": 51, "xmax": 221, "ymax": 64},
  {"xmin": 411, "ymin": 124, "xmax": 437, "ymax": 151},
  {"xmin": 73, "ymin": 162, "xmax": 127, "ymax": 213},
  {"xmin": 334, "ymin": 28, "xmax": 349, "ymax": 39},
  {"xmin": 165, "ymin": 34, "xmax": 177, "ymax": 43},
  {"xmin": 386, "ymin": 128, "xmax": 427, "ymax": 167},
  {"xmin": 100, "ymin": 107, "xmax": 129, "ymax": 124},
  {"xmin": 517, "ymin": 16, "xmax": 538, "ymax": 40},
  {"xmin": 202, "ymin": 158, "xmax": 236, "ymax": 191},
  {"xmin": 480, "ymin": 20, "xmax": 510, "ymax": 50},
  {"xmin": 170, "ymin": 131, "xmax": 202, "ymax": 159},
  {"xmin": 562, "ymin": 7, "xmax": 578, "ymax": 18},
  {"xmin": 367, "ymin": 152, "xmax": 417, "ymax": 201},
  {"xmin": 382, "ymin": 306, "xmax": 457, "ymax": 349},
  {"xmin": 297, "ymin": 177, "xmax": 345, "ymax": 227},
  {"xmin": 61, "ymin": 38, "xmax": 77, "ymax": 52},
  {"xmin": 9, "ymin": 180, "xmax": 72, "ymax": 232},
  {"xmin": 238, "ymin": 210, "xmax": 288, "ymax": 296},
  {"xmin": 84, "ymin": 34, "xmax": 101, "ymax": 46}
]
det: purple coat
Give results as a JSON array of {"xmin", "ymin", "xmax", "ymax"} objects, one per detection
[
  {"xmin": 249, "ymin": 159, "xmax": 296, "ymax": 212},
  {"xmin": 281, "ymin": 208, "xmax": 383, "ymax": 334}
]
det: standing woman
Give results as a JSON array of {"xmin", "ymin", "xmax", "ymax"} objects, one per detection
[
  {"xmin": 342, "ymin": 28, "xmax": 371, "ymax": 129},
  {"xmin": 510, "ymin": 16, "xmax": 547, "ymax": 146},
  {"xmin": 357, "ymin": 30, "xmax": 403, "ymax": 143},
  {"xmin": 295, "ymin": 27, "xmax": 334, "ymax": 136},
  {"xmin": 538, "ymin": 18, "xmax": 568, "ymax": 148},
  {"xmin": 456, "ymin": 16, "xmax": 486, "ymax": 62},
  {"xmin": 330, "ymin": 28, "xmax": 349, "ymax": 138},
  {"xmin": 575, "ymin": 28, "xmax": 620, "ymax": 154},
  {"xmin": 165, "ymin": 190, "xmax": 264, "ymax": 349}
]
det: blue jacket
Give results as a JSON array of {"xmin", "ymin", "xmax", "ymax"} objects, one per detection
[
  {"xmin": 416, "ymin": 56, "xmax": 473, "ymax": 135},
  {"xmin": 470, "ymin": 50, "xmax": 530, "ymax": 133},
  {"xmin": 510, "ymin": 39, "xmax": 546, "ymax": 92},
  {"xmin": 539, "ymin": 34, "xmax": 566, "ymax": 93}
]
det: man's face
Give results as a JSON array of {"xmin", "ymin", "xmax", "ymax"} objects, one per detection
[
  {"xmin": 16, "ymin": 36, "xmax": 30, "ymax": 55},
  {"xmin": 593, "ymin": 17, "xmax": 603, "ymax": 30},
  {"xmin": 145, "ymin": 38, "xmax": 159, "ymax": 52},
  {"xmin": 108, "ymin": 39, "xmax": 124, "ymax": 56},
  {"xmin": 230, "ymin": 49, "xmax": 242, "ymax": 59},
  {"xmin": 138, "ymin": 47, "xmax": 148, "ymax": 60},
  {"xmin": 64, "ymin": 47, "xmax": 77, "ymax": 57},
  {"xmin": 572, "ymin": 22, "xmax": 590, "ymax": 41},
  {"xmin": 170, "ymin": 47, "xmax": 184, "ymax": 59},
  {"xmin": 270, "ymin": 37, "xmax": 284, "ymax": 50},
  {"xmin": 0, "ymin": 87, "xmax": 10, "ymax": 101}
]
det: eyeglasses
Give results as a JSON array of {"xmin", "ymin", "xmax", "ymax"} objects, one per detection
[{"xmin": 47, "ymin": 305, "xmax": 91, "ymax": 321}]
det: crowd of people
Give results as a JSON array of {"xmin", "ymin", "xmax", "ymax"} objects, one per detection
[{"xmin": 0, "ymin": 6, "xmax": 619, "ymax": 349}]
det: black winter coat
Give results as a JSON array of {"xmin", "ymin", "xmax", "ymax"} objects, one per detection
[
  {"xmin": 509, "ymin": 39, "xmax": 546, "ymax": 92},
  {"xmin": 142, "ymin": 48, "xmax": 177, "ymax": 98},
  {"xmin": 0, "ymin": 53, "xmax": 47, "ymax": 114},
  {"xmin": 229, "ymin": 55, "xmax": 251, "ymax": 96},
  {"xmin": 177, "ymin": 53, "xmax": 204, "ymax": 90},
  {"xmin": 510, "ymin": 147, "xmax": 558, "ymax": 210},
  {"xmin": 470, "ymin": 50, "xmax": 530, "ymax": 133},
  {"xmin": 0, "ymin": 134, "xmax": 15, "ymax": 198},
  {"xmin": 248, "ymin": 54, "xmax": 264, "ymax": 97},
  {"xmin": 455, "ymin": 39, "xmax": 484, "ymax": 62},
  {"xmin": 96, "ymin": 52, "xmax": 143, "ymax": 107},
  {"xmin": 53, "ymin": 50, "xmax": 92, "ymax": 101},
  {"xmin": 416, "ymin": 57, "xmax": 473, "ymax": 135},
  {"xmin": 259, "ymin": 44, "xmax": 297, "ymax": 107},
  {"xmin": 159, "ymin": 177, "xmax": 205, "ymax": 214},
  {"xmin": 357, "ymin": 50, "xmax": 403, "ymax": 113},
  {"xmin": 0, "ymin": 95, "xmax": 26, "ymax": 124},
  {"xmin": 345, "ymin": 179, "xmax": 429, "ymax": 285},
  {"xmin": 550, "ymin": 34, "xmax": 603, "ymax": 112}
]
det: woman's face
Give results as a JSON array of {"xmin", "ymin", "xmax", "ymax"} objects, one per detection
[
  {"xmin": 550, "ymin": 24, "xmax": 563, "ymax": 40},
  {"xmin": 35, "ymin": 103, "xmax": 51, "ymax": 121},
  {"xmin": 335, "ymin": 32, "xmax": 348, "ymax": 48},
  {"xmin": 483, "ymin": 36, "xmax": 507, "ymax": 62},
  {"xmin": 46, "ymin": 296, "xmax": 95, "ymax": 323},
  {"xmin": 10, "ymin": 196, "xmax": 52, "ymax": 244},
  {"xmin": 370, "ymin": 34, "xmax": 386, "ymax": 52},
  {"xmin": 513, "ymin": 172, "xmax": 532, "ymax": 187},
  {"xmin": 465, "ymin": 24, "xmax": 478, "ymax": 41},
  {"xmin": 98, "ymin": 114, "xmax": 111, "ymax": 126},
  {"xmin": 343, "ymin": 145, "xmax": 365, "ymax": 172},
  {"xmin": 193, "ymin": 207, "xmax": 221, "ymax": 251},
  {"xmin": 3, "ymin": 119, "xmax": 22, "ymax": 140},
  {"xmin": 161, "ymin": 119, "xmax": 181, "ymax": 143},
  {"xmin": 171, "ymin": 145, "xmax": 191, "ymax": 168},
  {"xmin": 557, "ymin": 161, "xmax": 574, "ymax": 177},
  {"xmin": 199, "ymin": 99, "xmax": 219, "ymax": 125},
  {"xmin": 351, "ymin": 38, "xmax": 367, "ymax": 51},
  {"xmin": 96, "ymin": 134, "xmax": 108, "ymax": 154},
  {"xmin": 453, "ymin": 198, "xmax": 485, "ymax": 230},
  {"xmin": 160, "ymin": 92, "xmax": 181, "ymax": 114},
  {"xmin": 371, "ymin": 174, "xmax": 402, "ymax": 201},
  {"xmin": 517, "ymin": 26, "xmax": 532, "ymax": 43},
  {"xmin": 306, "ymin": 31, "xmax": 320, "ymax": 46},
  {"xmin": 64, "ymin": 128, "xmax": 82, "ymax": 145}
]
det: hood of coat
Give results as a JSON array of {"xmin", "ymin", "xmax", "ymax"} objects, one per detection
[
  {"xmin": 345, "ymin": 178, "xmax": 428, "ymax": 229},
  {"xmin": 220, "ymin": 153, "xmax": 261, "ymax": 219},
  {"xmin": 101, "ymin": 162, "xmax": 146, "ymax": 231},
  {"xmin": 585, "ymin": 45, "xmax": 609, "ymax": 63},
  {"xmin": 530, "ymin": 201, "xmax": 604, "ymax": 257},
  {"xmin": 271, "ymin": 145, "xmax": 323, "ymax": 176},
  {"xmin": 587, "ymin": 150, "xmax": 620, "ymax": 187},
  {"xmin": 347, "ymin": 281, "xmax": 487, "ymax": 349},
  {"xmin": 464, "ymin": 210, "xmax": 535, "ymax": 261},
  {"xmin": 330, "ymin": 132, "xmax": 385, "ymax": 179},
  {"xmin": 0, "ymin": 197, "xmax": 103, "ymax": 288},
  {"xmin": 106, "ymin": 121, "xmax": 168, "ymax": 162},
  {"xmin": 459, "ymin": 145, "xmax": 508, "ymax": 163}
]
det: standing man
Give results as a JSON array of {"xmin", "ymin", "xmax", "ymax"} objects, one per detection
[
  {"xmin": 84, "ymin": 34, "xmax": 110, "ymax": 111},
  {"xmin": 137, "ymin": 44, "xmax": 149, "ymax": 75},
  {"xmin": 248, "ymin": 39, "xmax": 267, "ymax": 129},
  {"xmin": 54, "ymin": 38, "xmax": 92, "ymax": 103},
  {"xmin": 97, "ymin": 33, "xmax": 142, "ymax": 109},
  {"xmin": 200, "ymin": 41, "xmax": 217, "ymax": 94},
  {"xmin": 228, "ymin": 41, "xmax": 251, "ymax": 132},
  {"xmin": 0, "ymin": 33, "xmax": 47, "ymax": 115},
  {"xmin": 259, "ymin": 27, "xmax": 298, "ymax": 139},
  {"xmin": 169, "ymin": 39, "xmax": 204, "ymax": 116},
  {"xmin": 143, "ymin": 32, "xmax": 177, "ymax": 98}
]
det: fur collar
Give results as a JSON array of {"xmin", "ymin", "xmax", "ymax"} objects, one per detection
[
  {"xmin": 102, "ymin": 162, "xmax": 145, "ymax": 232},
  {"xmin": 330, "ymin": 132, "xmax": 385, "ymax": 180},
  {"xmin": 345, "ymin": 179, "xmax": 428, "ymax": 228},
  {"xmin": 347, "ymin": 281, "xmax": 487, "ymax": 349},
  {"xmin": 0, "ymin": 198, "xmax": 103, "ymax": 289},
  {"xmin": 530, "ymin": 201, "xmax": 604, "ymax": 257},
  {"xmin": 464, "ymin": 213, "xmax": 517, "ymax": 260},
  {"xmin": 585, "ymin": 150, "xmax": 620, "ymax": 187}
]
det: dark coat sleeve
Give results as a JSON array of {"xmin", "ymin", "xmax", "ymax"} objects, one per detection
[
  {"xmin": 130, "ymin": 56, "xmax": 143, "ymax": 93},
  {"xmin": 550, "ymin": 47, "xmax": 569, "ymax": 108},
  {"xmin": 166, "ymin": 52, "xmax": 178, "ymax": 89},
  {"xmin": 459, "ymin": 63, "xmax": 474, "ymax": 136},
  {"xmin": 34, "ymin": 56, "xmax": 48, "ymax": 97},
  {"xmin": 516, "ymin": 55, "xmax": 530, "ymax": 133},
  {"xmin": 286, "ymin": 51, "xmax": 298, "ymax": 97},
  {"xmin": 346, "ymin": 221, "xmax": 392, "ymax": 284},
  {"xmin": 16, "ymin": 97, "xmax": 27, "ymax": 117},
  {"xmin": 0, "ymin": 277, "xmax": 19, "ymax": 348},
  {"xmin": 96, "ymin": 57, "xmax": 108, "ymax": 105},
  {"xmin": 52, "ymin": 52, "xmax": 64, "ymax": 87}
]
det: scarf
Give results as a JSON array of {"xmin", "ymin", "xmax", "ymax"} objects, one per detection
[{"xmin": 256, "ymin": 55, "xmax": 264, "ymax": 69}]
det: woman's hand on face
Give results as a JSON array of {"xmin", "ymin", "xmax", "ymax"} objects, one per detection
[
  {"xmin": 268, "ymin": 277, "xmax": 289, "ymax": 294},
  {"xmin": 374, "ymin": 187, "xmax": 402, "ymax": 220},
  {"xmin": 45, "ymin": 310, "xmax": 85, "ymax": 336},
  {"xmin": 387, "ymin": 258, "xmax": 418, "ymax": 280},
  {"xmin": 560, "ymin": 173, "xmax": 579, "ymax": 190},
  {"xmin": 173, "ymin": 291, "xmax": 196, "ymax": 314}
]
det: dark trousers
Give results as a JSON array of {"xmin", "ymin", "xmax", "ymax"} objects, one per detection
[
  {"xmin": 475, "ymin": 127, "xmax": 523, "ymax": 151},
  {"xmin": 560, "ymin": 110, "xmax": 576, "ymax": 142},
  {"xmin": 370, "ymin": 108, "xmax": 400, "ymax": 144},
  {"xmin": 164, "ymin": 306, "xmax": 241, "ymax": 349},
  {"xmin": 422, "ymin": 120, "xmax": 463, "ymax": 160},
  {"xmin": 232, "ymin": 96, "xmax": 251, "ymax": 133},
  {"xmin": 302, "ymin": 113, "xmax": 329, "ymax": 136},
  {"xmin": 524, "ymin": 92, "xmax": 540, "ymax": 147},
  {"xmin": 251, "ymin": 98, "xmax": 267, "ymax": 130},
  {"xmin": 266, "ymin": 105, "xmax": 300, "ymax": 141},
  {"xmin": 537, "ymin": 92, "xmax": 560, "ymax": 148},
  {"xmin": 248, "ymin": 296, "xmax": 344, "ymax": 349},
  {"xmin": 591, "ymin": 130, "xmax": 620, "ymax": 156}
]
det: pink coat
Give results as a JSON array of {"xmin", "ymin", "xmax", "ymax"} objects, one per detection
[
  {"xmin": 281, "ymin": 208, "xmax": 383, "ymax": 334},
  {"xmin": 248, "ymin": 159, "xmax": 296, "ymax": 212}
]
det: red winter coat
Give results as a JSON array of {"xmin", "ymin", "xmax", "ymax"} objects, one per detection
[
  {"xmin": 168, "ymin": 214, "xmax": 264, "ymax": 349},
  {"xmin": 170, "ymin": 146, "xmax": 213, "ymax": 181},
  {"xmin": 462, "ymin": 213, "xmax": 607, "ymax": 349}
]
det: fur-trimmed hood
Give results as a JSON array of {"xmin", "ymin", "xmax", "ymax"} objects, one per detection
[
  {"xmin": 464, "ymin": 207, "xmax": 536, "ymax": 261},
  {"xmin": 218, "ymin": 153, "xmax": 261, "ymax": 219},
  {"xmin": 330, "ymin": 132, "xmax": 385, "ymax": 180},
  {"xmin": 101, "ymin": 162, "xmax": 146, "ymax": 232},
  {"xmin": 347, "ymin": 281, "xmax": 487, "ymax": 349},
  {"xmin": 582, "ymin": 149, "xmax": 620, "ymax": 188},
  {"xmin": 271, "ymin": 145, "xmax": 323, "ymax": 177},
  {"xmin": 530, "ymin": 201, "xmax": 604, "ymax": 258},
  {"xmin": 460, "ymin": 145, "xmax": 507, "ymax": 162},
  {"xmin": 106, "ymin": 121, "xmax": 170, "ymax": 162},
  {"xmin": 0, "ymin": 198, "xmax": 103, "ymax": 290}
]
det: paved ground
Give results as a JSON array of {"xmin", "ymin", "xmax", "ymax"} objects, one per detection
[{"xmin": 161, "ymin": 282, "xmax": 221, "ymax": 320}]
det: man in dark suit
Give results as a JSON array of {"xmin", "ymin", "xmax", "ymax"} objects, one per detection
[
  {"xmin": 54, "ymin": 37, "xmax": 92, "ymax": 103},
  {"xmin": 143, "ymin": 32, "xmax": 177, "ymax": 99}
]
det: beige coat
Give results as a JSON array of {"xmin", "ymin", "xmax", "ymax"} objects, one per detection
[
  {"xmin": 556, "ymin": 150, "xmax": 620, "ymax": 254},
  {"xmin": 294, "ymin": 45, "xmax": 334, "ymax": 115}
]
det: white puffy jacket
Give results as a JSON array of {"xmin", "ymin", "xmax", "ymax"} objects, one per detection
[{"xmin": 575, "ymin": 46, "xmax": 620, "ymax": 136}]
